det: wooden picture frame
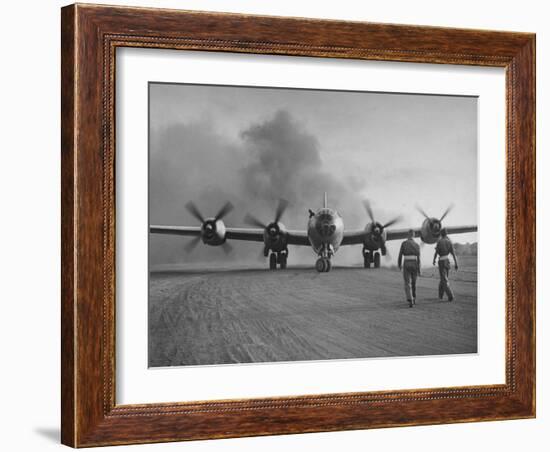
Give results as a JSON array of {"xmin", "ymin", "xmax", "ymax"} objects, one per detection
[{"xmin": 61, "ymin": 3, "xmax": 535, "ymax": 447}]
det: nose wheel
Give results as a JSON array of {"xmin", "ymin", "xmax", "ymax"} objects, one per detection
[{"xmin": 316, "ymin": 257, "xmax": 332, "ymax": 273}]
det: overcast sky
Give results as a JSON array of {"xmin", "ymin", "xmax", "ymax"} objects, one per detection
[{"xmin": 149, "ymin": 82, "xmax": 477, "ymax": 267}]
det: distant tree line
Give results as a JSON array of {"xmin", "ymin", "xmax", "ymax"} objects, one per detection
[{"xmin": 454, "ymin": 242, "xmax": 478, "ymax": 256}]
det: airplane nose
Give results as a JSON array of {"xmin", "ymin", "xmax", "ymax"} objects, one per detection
[{"xmin": 321, "ymin": 222, "xmax": 335, "ymax": 236}]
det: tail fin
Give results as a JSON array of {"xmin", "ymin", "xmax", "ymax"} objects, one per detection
[{"xmin": 324, "ymin": 192, "xmax": 328, "ymax": 208}]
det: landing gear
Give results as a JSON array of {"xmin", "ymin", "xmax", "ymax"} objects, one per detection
[
  {"xmin": 316, "ymin": 258, "xmax": 325, "ymax": 272},
  {"xmin": 316, "ymin": 257, "xmax": 331, "ymax": 273},
  {"xmin": 373, "ymin": 252, "xmax": 381, "ymax": 268},
  {"xmin": 268, "ymin": 250, "xmax": 288, "ymax": 270},
  {"xmin": 363, "ymin": 249, "xmax": 381, "ymax": 268},
  {"xmin": 269, "ymin": 253, "xmax": 277, "ymax": 270},
  {"xmin": 363, "ymin": 251, "xmax": 371, "ymax": 268},
  {"xmin": 278, "ymin": 251, "xmax": 288, "ymax": 269},
  {"xmin": 316, "ymin": 244, "xmax": 333, "ymax": 273}
]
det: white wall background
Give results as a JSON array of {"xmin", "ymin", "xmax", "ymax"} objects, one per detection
[{"xmin": 0, "ymin": 1, "xmax": 545, "ymax": 450}]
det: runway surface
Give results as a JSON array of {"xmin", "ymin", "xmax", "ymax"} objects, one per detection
[{"xmin": 148, "ymin": 257, "xmax": 477, "ymax": 367}]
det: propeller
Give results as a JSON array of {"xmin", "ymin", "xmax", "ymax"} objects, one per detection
[
  {"xmin": 185, "ymin": 237, "xmax": 233, "ymax": 254},
  {"xmin": 183, "ymin": 235, "xmax": 201, "ymax": 253},
  {"xmin": 244, "ymin": 200, "xmax": 289, "ymax": 257},
  {"xmin": 185, "ymin": 200, "xmax": 234, "ymax": 224},
  {"xmin": 416, "ymin": 204, "xmax": 430, "ymax": 220},
  {"xmin": 221, "ymin": 242, "xmax": 233, "ymax": 254},
  {"xmin": 275, "ymin": 199, "xmax": 289, "ymax": 223},
  {"xmin": 362, "ymin": 200, "xmax": 402, "ymax": 234},
  {"xmin": 183, "ymin": 200, "xmax": 234, "ymax": 253},
  {"xmin": 415, "ymin": 203, "xmax": 454, "ymax": 229},
  {"xmin": 185, "ymin": 201, "xmax": 205, "ymax": 224},
  {"xmin": 243, "ymin": 213, "xmax": 267, "ymax": 229},
  {"xmin": 244, "ymin": 199, "xmax": 289, "ymax": 231},
  {"xmin": 214, "ymin": 201, "xmax": 235, "ymax": 221},
  {"xmin": 439, "ymin": 203, "xmax": 454, "ymax": 222}
]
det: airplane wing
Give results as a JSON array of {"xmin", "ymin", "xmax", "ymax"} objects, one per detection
[
  {"xmin": 225, "ymin": 228, "xmax": 265, "ymax": 242},
  {"xmin": 150, "ymin": 226, "xmax": 201, "ymax": 236},
  {"xmin": 341, "ymin": 225, "xmax": 478, "ymax": 245},
  {"xmin": 340, "ymin": 229, "xmax": 368, "ymax": 245},
  {"xmin": 286, "ymin": 230, "xmax": 310, "ymax": 246},
  {"xmin": 228, "ymin": 228, "xmax": 310, "ymax": 246},
  {"xmin": 385, "ymin": 225, "xmax": 478, "ymax": 241},
  {"xmin": 150, "ymin": 226, "xmax": 311, "ymax": 246}
]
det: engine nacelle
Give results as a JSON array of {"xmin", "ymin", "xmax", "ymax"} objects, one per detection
[
  {"xmin": 263, "ymin": 221, "xmax": 288, "ymax": 254},
  {"xmin": 420, "ymin": 217, "xmax": 442, "ymax": 244},
  {"xmin": 363, "ymin": 221, "xmax": 387, "ymax": 250},
  {"xmin": 201, "ymin": 218, "xmax": 227, "ymax": 246}
]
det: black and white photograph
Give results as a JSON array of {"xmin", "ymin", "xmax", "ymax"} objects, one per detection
[{"xmin": 148, "ymin": 82, "xmax": 478, "ymax": 368}]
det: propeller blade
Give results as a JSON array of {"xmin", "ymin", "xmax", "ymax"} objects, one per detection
[
  {"xmin": 221, "ymin": 242, "xmax": 233, "ymax": 254},
  {"xmin": 363, "ymin": 200, "xmax": 375, "ymax": 222},
  {"xmin": 383, "ymin": 216, "xmax": 402, "ymax": 229},
  {"xmin": 183, "ymin": 235, "xmax": 201, "ymax": 253},
  {"xmin": 415, "ymin": 204, "xmax": 430, "ymax": 219},
  {"xmin": 274, "ymin": 199, "xmax": 289, "ymax": 223},
  {"xmin": 185, "ymin": 201, "xmax": 205, "ymax": 224},
  {"xmin": 214, "ymin": 201, "xmax": 234, "ymax": 221},
  {"xmin": 243, "ymin": 213, "xmax": 267, "ymax": 229},
  {"xmin": 440, "ymin": 203, "xmax": 455, "ymax": 222}
]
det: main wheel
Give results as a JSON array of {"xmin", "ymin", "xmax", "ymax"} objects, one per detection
[
  {"xmin": 374, "ymin": 252, "xmax": 381, "ymax": 268},
  {"xmin": 279, "ymin": 253, "xmax": 287, "ymax": 269},
  {"xmin": 269, "ymin": 253, "xmax": 277, "ymax": 270},
  {"xmin": 316, "ymin": 258, "xmax": 326, "ymax": 273},
  {"xmin": 364, "ymin": 252, "xmax": 371, "ymax": 268},
  {"xmin": 324, "ymin": 259, "xmax": 332, "ymax": 272}
]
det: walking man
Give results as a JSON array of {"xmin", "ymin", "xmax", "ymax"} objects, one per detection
[
  {"xmin": 433, "ymin": 228, "xmax": 458, "ymax": 301},
  {"xmin": 398, "ymin": 229, "xmax": 421, "ymax": 308}
]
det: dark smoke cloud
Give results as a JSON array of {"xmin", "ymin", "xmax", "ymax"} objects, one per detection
[
  {"xmin": 149, "ymin": 110, "xmax": 369, "ymax": 267},
  {"xmin": 240, "ymin": 110, "xmax": 357, "ymax": 211}
]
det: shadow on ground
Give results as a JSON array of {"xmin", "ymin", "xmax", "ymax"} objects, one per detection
[{"xmin": 34, "ymin": 427, "xmax": 59, "ymax": 443}]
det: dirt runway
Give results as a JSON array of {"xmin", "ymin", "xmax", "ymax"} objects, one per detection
[{"xmin": 149, "ymin": 258, "xmax": 477, "ymax": 367}]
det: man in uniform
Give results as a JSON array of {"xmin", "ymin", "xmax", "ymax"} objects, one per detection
[
  {"xmin": 432, "ymin": 228, "xmax": 458, "ymax": 301},
  {"xmin": 398, "ymin": 229, "xmax": 421, "ymax": 308}
]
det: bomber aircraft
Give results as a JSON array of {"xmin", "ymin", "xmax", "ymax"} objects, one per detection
[{"xmin": 150, "ymin": 193, "xmax": 477, "ymax": 272}]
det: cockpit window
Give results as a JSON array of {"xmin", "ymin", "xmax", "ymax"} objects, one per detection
[{"xmin": 318, "ymin": 211, "xmax": 333, "ymax": 222}]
